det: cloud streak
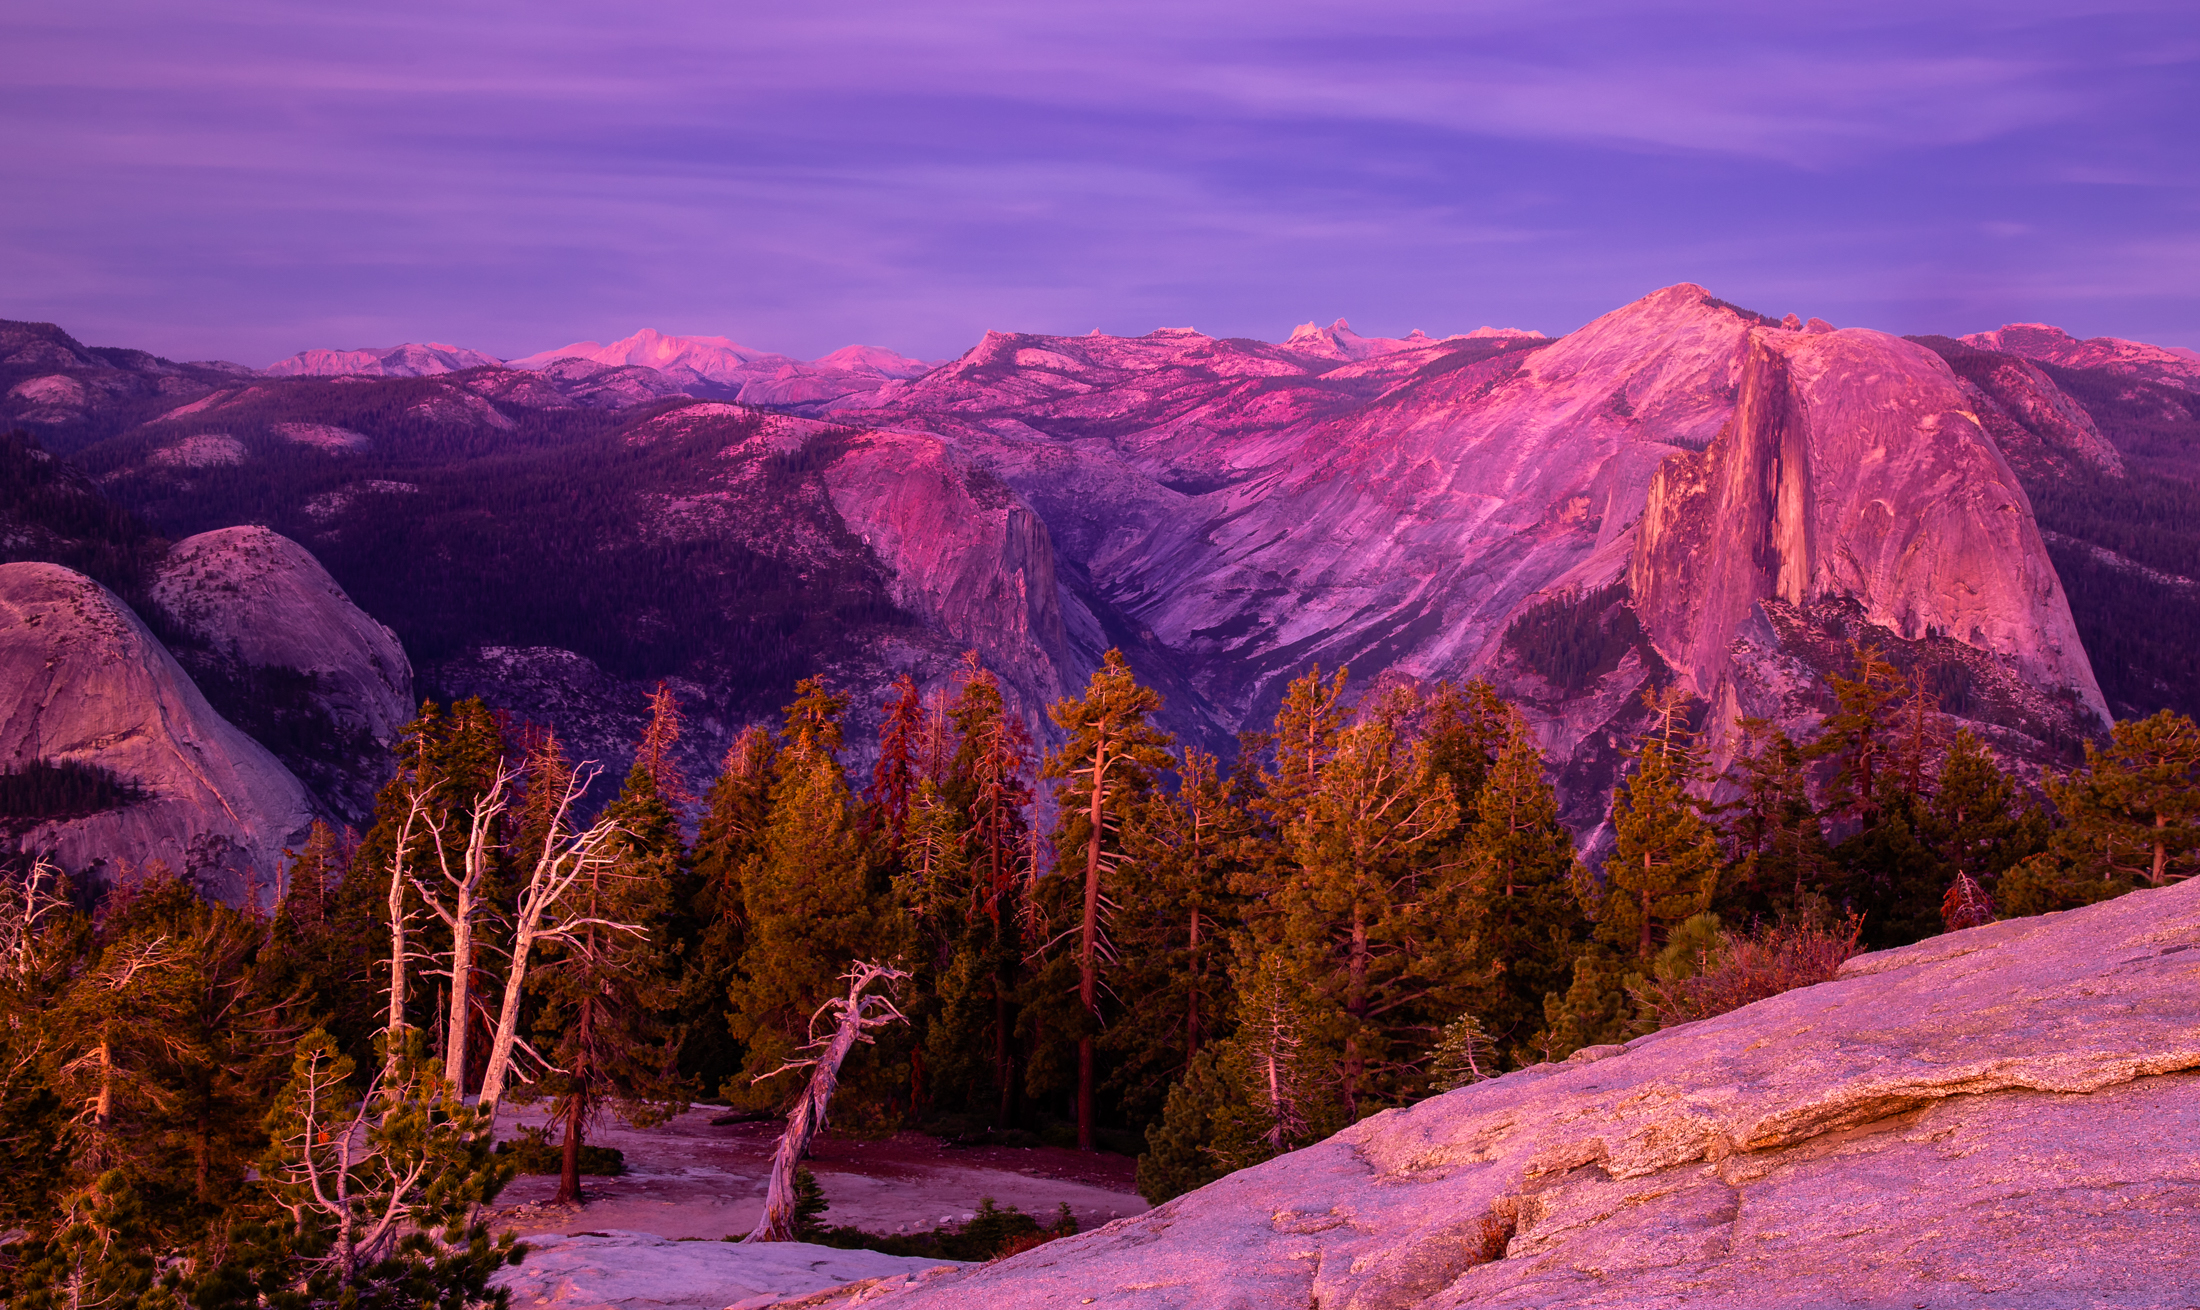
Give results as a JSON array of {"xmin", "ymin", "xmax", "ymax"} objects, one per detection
[{"xmin": 0, "ymin": 0, "xmax": 2193, "ymax": 363}]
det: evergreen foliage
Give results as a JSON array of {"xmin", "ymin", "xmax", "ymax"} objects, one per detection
[{"xmin": 4, "ymin": 624, "xmax": 2190, "ymax": 1254}]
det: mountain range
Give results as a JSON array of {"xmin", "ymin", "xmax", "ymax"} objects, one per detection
[{"xmin": 4, "ymin": 288, "xmax": 2199, "ymax": 897}]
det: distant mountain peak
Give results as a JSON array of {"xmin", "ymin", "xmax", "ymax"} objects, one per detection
[
  {"xmin": 1962, "ymin": 322, "xmax": 2200, "ymax": 391},
  {"xmin": 262, "ymin": 342, "xmax": 504, "ymax": 378}
]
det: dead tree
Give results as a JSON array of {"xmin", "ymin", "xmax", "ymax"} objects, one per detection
[
  {"xmin": 407, "ymin": 765, "xmax": 514, "ymax": 1091},
  {"xmin": 745, "ymin": 961, "xmax": 911, "ymax": 1243},
  {"xmin": 0, "ymin": 859, "xmax": 69, "ymax": 980},
  {"xmin": 474, "ymin": 764, "xmax": 633, "ymax": 1129},
  {"xmin": 383, "ymin": 787, "xmax": 435, "ymax": 1071}
]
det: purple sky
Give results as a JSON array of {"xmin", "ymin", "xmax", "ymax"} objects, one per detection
[{"xmin": 2, "ymin": 1, "xmax": 2195, "ymax": 366}]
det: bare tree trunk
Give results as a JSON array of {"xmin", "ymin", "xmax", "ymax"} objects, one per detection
[
  {"xmin": 1078, "ymin": 740, "xmax": 1107, "ymax": 1153},
  {"xmin": 748, "ymin": 963, "xmax": 909, "ymax": 1243},
  {"xmin": 387, "ymin": 852, "xmax": 409, "ymax": 1048},
  {"xmin": 1185, "ymin": 906, "xmax": 1201, "ymax": 1062},
  {"xmin": 557, "ymin": 1094, "xmax": 584, "ymax": 1205},
  {"xmin": 477, "ymin": 770, "xmax": 624, "ymax": 1130}
]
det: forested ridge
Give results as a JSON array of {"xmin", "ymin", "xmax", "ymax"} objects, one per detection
[{"xmin": 5, "ymin": 635, "xmax": 2196, "ymax": 1306}]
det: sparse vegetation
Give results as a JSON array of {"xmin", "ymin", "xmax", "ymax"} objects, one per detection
[
  {"xmin": 0, "ymin": 759, "xmax": 143, "ymax": 828},
  {"xmin": 1503, "ymin": 582, "xmax": 1641, "ymax": 694}
]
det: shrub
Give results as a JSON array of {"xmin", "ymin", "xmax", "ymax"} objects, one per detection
[
  {"xmin": 1630, "ymin": 916, "xmax": 1862, "ymax": 1028},
  {"xmin": 494, "ymin": 1127, "xmax": 626, "ymax": 1176}
]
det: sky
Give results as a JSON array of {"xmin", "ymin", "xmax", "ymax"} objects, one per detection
[{"xmin": 2, "ymin": 0, "xmax": 2195, "ymax": 367}]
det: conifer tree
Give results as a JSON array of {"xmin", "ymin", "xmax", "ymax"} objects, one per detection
[
  {"xmin": 1422, "ymin": 679, "xmax": 1514, "ymax": 820},
  {"xmin": 1109, "ymin": 749, "xmax": 1250, "ymax": 1129},
  {"xmin": 1601, "ymin": 687, "xmax": 1720, "ymax": 962},
  {"xmin": 681, "ymin": 725, "xmax": 775, "ymax": 1090},
  {"xmin": 868, "ymin": 673, "xmax": 925, "ymax": 851},
  {"xmin": 2004, "ymin": 710, "xmax": 2200, "ymax": 914},
  {"xmin": 1254, "ymin": 666, "xmax": 1351, "ymax": 842},
  {"xmin": 1716, "ymin": 716, "xmax": 1829, "ymax": 925},
  {"xmin": 1, "ymin": 864, "xmax": 78, "ymax": 1235},
  {"xmin": 1265, "ymin": 684, "xmax": 1462, "ymax": 1118},
  {"xmin": 1806, "ymin": 644, "xmax": 1905, "ymax": 827},
  {"xmin": 1043, "ymin": 649, "xmax": 1175, "ymax": 1150},
  {"xmin": 533, "ymin": 705, "xmax": 691, "ymax": 1204},
  {"xmin": 1461, "ymin": 709, "xmax": 1588, "ymax": 1059},
  {"xmin": 726, "ymin": 679, "xmax": 905, "ymax": 1111},
  {"xmin": 936, "ymin": 656, "xmax": 1034, "ymax": 1127}
]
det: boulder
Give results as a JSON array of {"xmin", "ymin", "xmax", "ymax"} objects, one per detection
[
  {"xmin": 1, "ymin": 561, "xmax": 316, "ymax": 902},
  {"xmin": 852, "ymin": 879, "xmax": 2200, "ymax": 1308}
]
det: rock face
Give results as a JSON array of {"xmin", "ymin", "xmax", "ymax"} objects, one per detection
[
  {"xmin": 0, "ymin": 561, "xmax": 316, "ymax": 902},
  {"xmin": 151, "ymin": 526, "xmax": 414, "ymax": 821},
  {"xmin": 28, "ymin": 286, "xmax": 2149, "ymax": 843},
  {"xmin": 857, "ymin": 878, "xmax": 2200, "ymax": 1309},
  {"xmin": 1629, "ymin": 326, "xmax": 2108, "ymax": 765},
  {"xmin": 817, "ymin": 285, "xmax": 2106, "ymax": 824}
]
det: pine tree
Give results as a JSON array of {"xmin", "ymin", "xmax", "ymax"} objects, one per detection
[
  {"xmin": 680, "ymin": 725, "xmax": 775, "ymax": 1090},
  {"xmin": 2004, "ymin": 710, "xmax": 2200, "ymax": 914},
  {"xmin": 868, "ymin": 673, "xmax": 925, "ymax": 851},
  {"xmin": 248, "ymin": 1027, "xmax": 518, "ymax": 1302},
  {"xmin": 1043, "ymin": 649, "xmax": 1175, "ymax": 1151},
  {"xmin": 533, "ymin": 731, "xmax": 690, "ymax": 1204},
  {"xmin": 1601, "ymin": 687, "xmax": 1720, "ymax": 962},
  {"xmin": 1461, "ymin": 709, "xmax": 1589, "ymax": 1062},
  {"xmin": 937, "ymin": 655, "xmax": 1034, "ymax": 1128},
  {"xmin": 1264, "ymin": 684, "xmax": 1462, "ymax": 1118},
  {"xmin": 1716, "ymin": 716, "xmax": 1829, "ymax": 926},
  {"xmin": 1109, "ymin": 748, "xmax": 1250, "ymax": 1130},
  {"xmin": 0, "ymin": 863, "xmax": 75, "ymax": 1236},
  {"xmin": 726, "ymin": 680, "xmax": 905, "ymax": 1113},
  {"xmin": 1925, "ymin": 730, "xmax": 2042, "ymax": 924},
  {"xmin": 1422, "ymin": 679, "xmax": 1514, "ymax": 819},
  {"xmin": 1806, "ymin": 644, "xmax": 1905, "ymax": 827}
]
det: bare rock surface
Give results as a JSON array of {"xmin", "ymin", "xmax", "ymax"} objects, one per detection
[
  {"xmin": 846, "ymin": 879, "xmax": 2200, "ymax": 1309},
  {"xmin": 488, "ymin": 1231, "xmax": 964, "ymax": 1310},
  {"xmin": 1631, "ymin": 325, "xmax": 2108, "ymax": 766},
  {"xmin": 152, "ymin": 526, "xmax": 414, "ymax": 744},
  {"xmin": 0, "ymin": 561, "xmax": 315, "ymax": 900}
]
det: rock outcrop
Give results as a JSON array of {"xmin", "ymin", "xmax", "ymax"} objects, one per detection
[
  {"xmin": 851, "ymin": 878, "xmax": 2200, "ymax": 1308},
  {"xmin": 490, "ymin": 1231, "xmax": 963, "ymax": 1310},
  {"xmin": 1629, "ymin": 326, "xmax": 2109, "ymax": 763},
  {"xmin": 1, "ymin": 561, "xmax": 316, "ymax": 902},
  {"xmin": 150, "ymin": 526, "xmax": 413, "ymax": 821}
]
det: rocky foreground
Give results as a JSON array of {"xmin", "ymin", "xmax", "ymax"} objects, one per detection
[{"xmin": 782, "ymin": 880, "xmax": 2199, "ymax": 1309}]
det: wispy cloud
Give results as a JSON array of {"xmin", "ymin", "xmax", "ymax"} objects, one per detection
[{"xmin": 0, "ymin": 0, "xmax": 2193, "ymax": 360}]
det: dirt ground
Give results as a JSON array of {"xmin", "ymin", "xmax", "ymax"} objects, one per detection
[{"xmin": 486, "ymin": 1104, "xmax": 1150, "ymax": 1241}]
